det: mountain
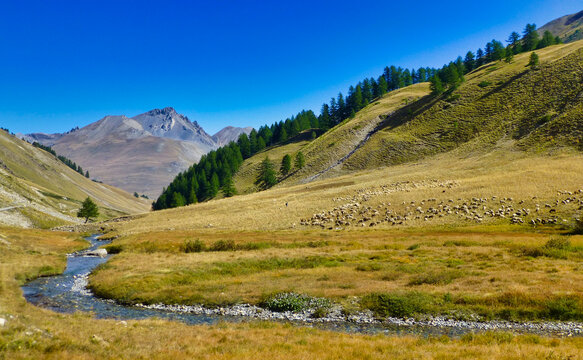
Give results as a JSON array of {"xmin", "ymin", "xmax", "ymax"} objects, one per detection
[
  {"xmin": 540, "ymin": 10, "xmax": 583, "ymax": 43},
  {"xmin": 25, "ymin": 107, "xmax": 227, "ymax": 198},
  {"xmin": 0, "ymin": 129, "xmax": 149, "ymax": 228},
  {"xmin": 212, "ymin": 126, "xmax": 253, "ymax": 146}
]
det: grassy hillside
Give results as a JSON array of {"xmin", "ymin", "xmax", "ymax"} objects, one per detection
[
  {"xmin": 0, "ymin": 130, "xmax": 150, "ymax": 228},
  {"xmin": 342, "ymin": 41, "xmax": 583, "ymax": 172}
]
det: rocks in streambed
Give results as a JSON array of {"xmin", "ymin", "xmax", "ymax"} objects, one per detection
[{"xmin": 76, "ymin": 248, "xmax": 107, "ymax": 258}]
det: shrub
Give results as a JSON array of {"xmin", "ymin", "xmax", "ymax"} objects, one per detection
[
  {"xmin": 182, "ymin": 239, "xmax": 206, "ymax": 253},
  {"xmin": 545, "ymin": 297, "xmax": 582, "ymax": 320},
  {"xmin": 210, "ymin": 239, "xmax": 236, "ymax": 252},
  {"xmin": 260, "ymin": 292, "xmax": 331, "ymax": 313},
  {"xmin": 361, "ymin": 292, "xmax": 432, "ymax": 318},
  {"xmin": 104, "ymin": 244, "xmax": 123, "ymax": 254},
  {"xmin": 478, "ymin": 81, "xmax": 491, "ymax": 88},
  {"xmin": 544, "ymin": 237, "xmax": 571, "ymax": 250}
]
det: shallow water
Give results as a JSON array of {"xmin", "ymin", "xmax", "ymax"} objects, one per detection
[{"xmin": 21, "ymin": 235, "xmax": 579, "ymax": 337}]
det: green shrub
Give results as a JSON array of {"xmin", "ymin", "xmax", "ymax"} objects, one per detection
[
  {"xmin": 478, "ymin": 81, "xmax": 491, "ymax": 88},
  {"xmin": 260, "ymin": 292, "xmax": 331, "ymax": 313},
  {"xmin": 361, "ymin": 292, "xmax": 432, "ymax": 318},
  {"xmin": 182, "ymin": 239, "xmax": 206, "ymax": 253},
  {"xmin": 210, "ymin": 239, "xmax": 236, "ymax": 252},
  {"xmin": 545, "ymin": 237, "xmax": 571, "ymax": 250},
  {"xmin": 545, "ymin": 297, "xmax": 582, "ymax": 320},
  {"xmin": 104, "ymin": 244, "xmax": 123, "ymax": 254},
  {"xmin": 407, "ymin": 244, "xmax": 420, "ymax": 250}
]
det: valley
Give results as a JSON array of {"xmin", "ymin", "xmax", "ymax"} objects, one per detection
[{"xmin": 1, "ymin": 10, "xmax": 583, "ymax": 359}]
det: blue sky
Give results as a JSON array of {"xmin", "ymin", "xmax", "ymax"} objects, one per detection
[{"xmin": 0, "ymin": 0, "xmax": 581, "ymax": 135}]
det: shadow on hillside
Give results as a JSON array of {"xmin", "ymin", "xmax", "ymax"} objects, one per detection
[
  {"xmin": 377, "ymin": 93, "xmax": 440, "ymax": 131},
  {"xmin": 479, "ymin": 70, "xmax": 528, "ymax": 100}
]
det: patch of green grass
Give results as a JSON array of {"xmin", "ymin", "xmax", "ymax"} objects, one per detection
[
  {"xmin": 408, "ymin": 270, "xmax": 464, "ymax": 285},
  {"xmin": 520, "ymin": 236, "xmax": 580, "ymax": 259},
  {"xmin": 361, "ymin": 292, "xmax": 433, "ymax": 318},
  {"xmin": 355, "ymin": 263, "xmax": 382, "ymax": 272}
]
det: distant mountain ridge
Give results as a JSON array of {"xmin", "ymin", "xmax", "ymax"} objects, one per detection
[
  {"xmin": 540, "ymin": 10, "xmax": 583, "ymax": 43},
  {"xmin": 212, "ymin": 126, "xmax": 253, "ymax": 146},
  {"xmin": 23, "ymin": 107, "xmax": 253, "ymax": 198}
]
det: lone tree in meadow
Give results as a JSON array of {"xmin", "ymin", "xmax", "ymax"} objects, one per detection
[
  {"xmin": 280, "ymin": 154, "xmax": 292, "ymax": 175},
  {"xmin": 528, "ymin": 52, "xmax": 539, "ymax": 68},
  {"xmin": 77, "ymin": 197, "xmax": 99, "ymax": 223}
]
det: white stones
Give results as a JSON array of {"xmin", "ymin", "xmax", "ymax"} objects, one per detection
[{"xmin": 0, "ymin": 318, "xmax": 5, "ymax": 327}]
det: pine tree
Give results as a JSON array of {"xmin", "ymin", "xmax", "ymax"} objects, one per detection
[
  {"xmin": 258, "ymin": 156, "xmax": 277, "ymax": 189},
  {"xmin": 463, "ymin": 51, "xmax": 475, "ymax": 72},
  {"xmin": 77, "ymin": 197, "xmax": 99, "ymax": 223},
  {"xmin": 507, "ymin": 31, "xmax": 521, "ymax": 53},
  {"xmin": 522, "ymin": 23, "xmax": 539, "ymax": 51},
  {"xmin": 170, "ymin": 192, "xmax": 185, "ymax": 208},
  {"xmin": 209, "ymin": 172, "xmax": 220, "ymax": 197},
  {"xmin": 280, "ymin": 154, "xmax": 292, "ymax": 175},
  {"xmin": 491, "ymin": 40, "xmax": 506, "ymax": 61},
  {"xmin": 430, "ymin": 75, "xmax": 444, "ymax": 94},
  {"xmin": 85, "ymin": 170, "xmax": 90, "ymax": 178},
  {"xmin": 527, "ymin": 52, "xmax": 539, "ymax": 68},
  {"xmin": 504, "ymin": 46, "xmax": 514, "ymax": 63},
  {"xmin": 237, "ymin": 133, "xmax": 251, "ymax": 159},
  {"xmin": 294, "ymin": 151, "xmax": 305, "ymax": 169},
  {"xmin": 222, "ymin": 176, "xmax": 236, "ymax": 197},
  {"xmin": 188, "ymin": 188, "xmax": 198, "ymax": 204},
  {"xmin": 538, "ymin": 30, "xmax": 556, "ymax": 49},
  {"xmin": 377, "ymin": 75, "xmax": 388, "ymax": 96},
  {"xmin": 476, "ymin": 48, "xmax": 484, "ymax": 67}
]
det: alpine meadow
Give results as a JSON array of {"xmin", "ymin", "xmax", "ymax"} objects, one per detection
[{"xmin": 1, "ymin": 4, "xmax": 583, "ymax": 360}]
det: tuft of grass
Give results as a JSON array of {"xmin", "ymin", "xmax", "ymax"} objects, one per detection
[{"xmin": 408, "ymin": 270, "xmax": 464, "ymax": 286}]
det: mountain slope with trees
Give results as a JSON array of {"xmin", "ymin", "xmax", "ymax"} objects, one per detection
[{"xmin": 154, "ymin": 20, "xmax": 582, "ymax": 210}]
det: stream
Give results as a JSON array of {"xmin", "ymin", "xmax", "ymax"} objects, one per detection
[{"xmin": 22, "ymin": 234, "xmax": 583, "ymax": 337}]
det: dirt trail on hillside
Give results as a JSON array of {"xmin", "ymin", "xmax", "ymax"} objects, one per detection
[{"xmin": 302, "ymin": 114, "xmax": 388, "ymax": 183}]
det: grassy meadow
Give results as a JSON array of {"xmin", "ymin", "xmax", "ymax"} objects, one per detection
[{"xmin": 1, "ymin": 227, "xmax": 583, "ymax": 359}]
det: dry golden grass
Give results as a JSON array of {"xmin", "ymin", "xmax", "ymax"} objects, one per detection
[
  {"xmin": 3, "ymin": 227, "xmax": 583, "ymax": 359},
  {"xmin": 90, "ymin": 229, "xmax": 583, "ymax": 318},
  {"xmin": 111, "ymin": 147, "xmax": 583, "ymax": 234}
]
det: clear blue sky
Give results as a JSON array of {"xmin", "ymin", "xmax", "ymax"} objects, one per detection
[{"xmin": 0, "ymin": 0, "xmax": 581, "ymax": 135}]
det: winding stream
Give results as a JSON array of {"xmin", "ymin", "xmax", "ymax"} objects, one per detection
[{"xmin": 22, "ymin": 235, "xmax": 583, "ymax": 337}]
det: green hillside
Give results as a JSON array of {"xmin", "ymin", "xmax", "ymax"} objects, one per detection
[
  {"xmin": 225, "ymin": 41, "xmax": 583, "ymax": 192},
  {"xmin": 0, "ymin": 130, "xmax": 150, "ymax": 228},
  {"xmin": 341, "ymin": 41, "xmax": 583, "ymax": 171}
]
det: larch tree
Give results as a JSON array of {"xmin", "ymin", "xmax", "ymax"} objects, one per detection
[{"xmin": 77, "ymin": 197, "xmax": 99, "ymax": 223}]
